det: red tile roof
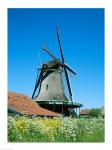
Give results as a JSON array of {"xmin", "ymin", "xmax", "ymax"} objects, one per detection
[
  {"xmin": 8, "ymin": 92, "xmax": 59, "ymax": 117},
  {"xmin": 80, "ymin": 109, "xmax": 90, "ymax": 115}
]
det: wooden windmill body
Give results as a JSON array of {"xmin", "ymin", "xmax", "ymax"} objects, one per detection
[{"xmin": 34, "ymin": 60, "xmax": 68, "ymax": 102}]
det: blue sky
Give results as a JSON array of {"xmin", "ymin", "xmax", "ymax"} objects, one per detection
[{"xmin": 8, "ymin": 8, "xmax": 104, "ymax": 109}]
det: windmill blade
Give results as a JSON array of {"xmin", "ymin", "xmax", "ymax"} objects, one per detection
[
  {"xmin": 56, "ymin": 27, "xmax": 73, "ymax": 101},
  {"xmin": 65, "ymin": 64, "xmax": 76, "ymax": 76},
  {"xmin": 42, "ymin": 46, "xmax": 62, "ymax": 65},
  {"xmin": 32, "ymin": 70, "xmax": 43, "ymax": 99},
  {"xmin": 56, "ymin": 26, "xmax": 65, "ymax": 63},
  {"xmin": 63, "ymin": 66, "xmax": 72, "ymax": 101}
]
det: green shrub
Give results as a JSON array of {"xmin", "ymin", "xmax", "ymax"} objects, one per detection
[{"xmin": 88, "ymin": 109, "xmax": 101, "ymax": 118}]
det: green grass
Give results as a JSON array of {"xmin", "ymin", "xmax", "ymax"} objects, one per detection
[{"xmin": 76, "ymin": 131, "xmax": 104, "ymax": 142}]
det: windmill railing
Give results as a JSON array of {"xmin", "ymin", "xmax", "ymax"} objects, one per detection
[{"xmin": 35, "ymin": 100, "xmax": 83, "ymax": 108}]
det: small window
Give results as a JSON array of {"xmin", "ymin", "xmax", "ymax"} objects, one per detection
[
  {"xmin": 46, "ymin": 84, "xmax": 48, "ymax": 91},
  {"xmin": 52, "ymin": 76, "xmax": 55, "ymax": 79}
]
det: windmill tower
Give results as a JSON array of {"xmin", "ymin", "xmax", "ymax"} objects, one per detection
[
  {"xmin": 32, "ymin": 60, "xmax": 68, "ymax": 102},
  {"xmin": 32, "ymin": 27, "xmax": 83, "ymax": 116}
]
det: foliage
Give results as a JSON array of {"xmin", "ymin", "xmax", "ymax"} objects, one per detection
[
  {"xmin": 88, "ymin": 108, "xmax": 101, "ymax": 118},
  {"xmin": 8, "ymin": 116, "xmax": 104, "ymax": 142}
]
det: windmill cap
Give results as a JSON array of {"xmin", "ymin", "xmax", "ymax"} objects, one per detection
[{"xmin": 41, "ymin": 60, "xmax": 60, "ymax": 69}]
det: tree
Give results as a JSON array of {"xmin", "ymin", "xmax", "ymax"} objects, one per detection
[{"xmin": 88, "ymin": 108, "xmax": 101, "ymax": 118}]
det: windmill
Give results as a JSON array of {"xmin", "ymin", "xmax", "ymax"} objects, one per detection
[{"xmin": 32, "ymin": 27, "xmax": 83, "ymax": 116}]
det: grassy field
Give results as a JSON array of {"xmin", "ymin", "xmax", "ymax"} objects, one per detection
[{"xmin": 8, "ymin": 116, "xmax": 104, "ymax": 142}]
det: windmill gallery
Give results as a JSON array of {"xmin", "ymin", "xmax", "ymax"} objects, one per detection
[{"xmin": 8, "ymin": 27, "xmax": 83, "ymax": 117}]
